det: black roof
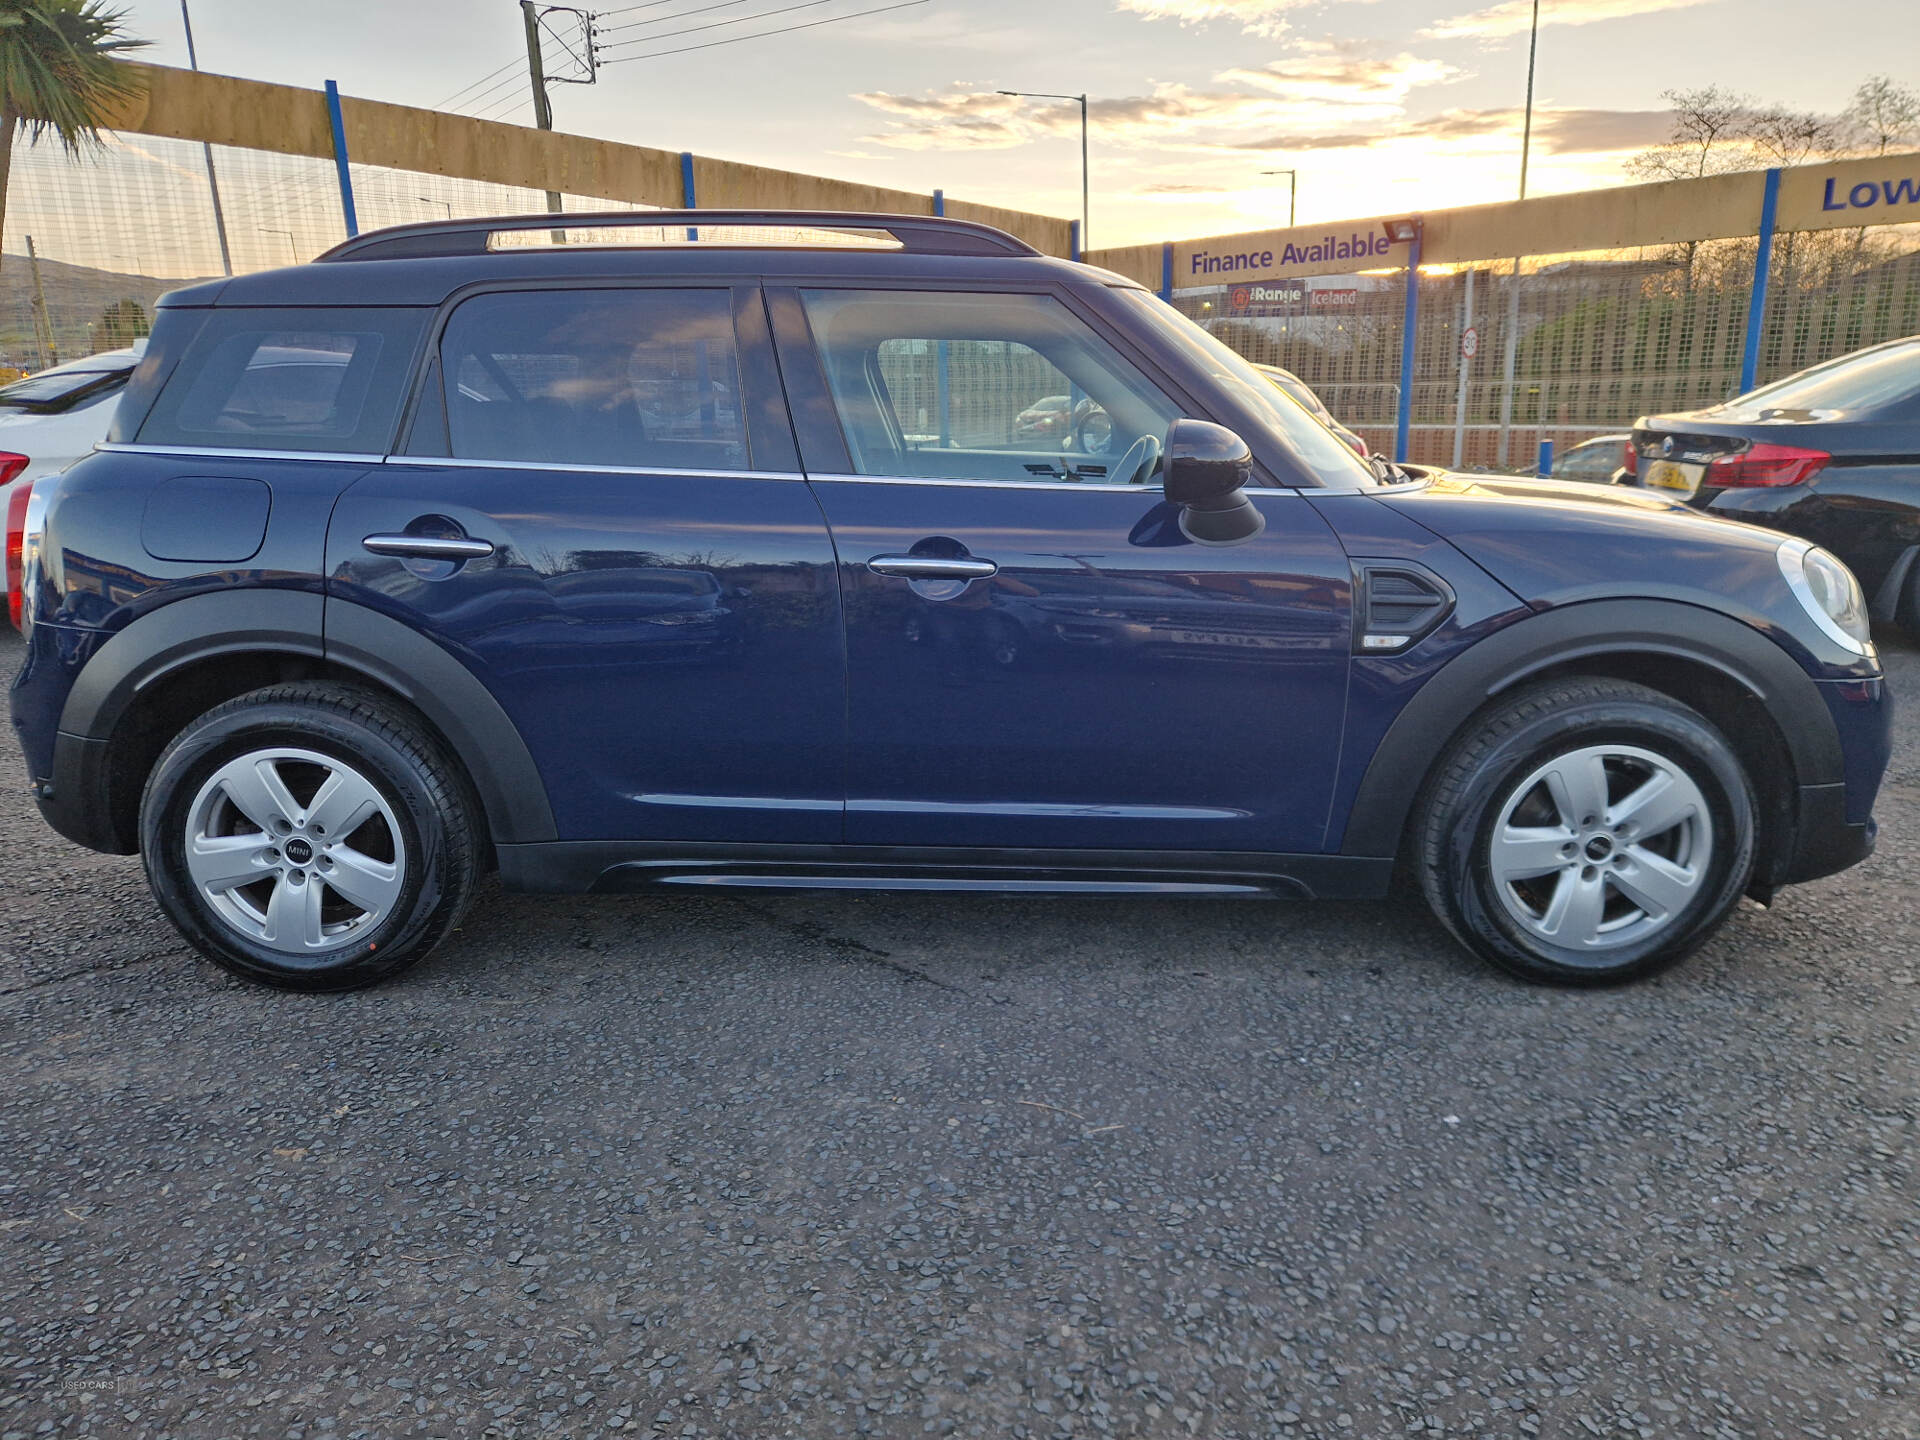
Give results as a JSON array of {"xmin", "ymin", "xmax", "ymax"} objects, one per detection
[{"xmin": 161, "ymin": 209, "xmax": 1111, "ymax": 309}]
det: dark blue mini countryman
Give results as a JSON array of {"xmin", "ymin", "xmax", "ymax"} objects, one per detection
[{"xmin": 4, "ymin": 212, "xmax": 1891, "ymax": 990}]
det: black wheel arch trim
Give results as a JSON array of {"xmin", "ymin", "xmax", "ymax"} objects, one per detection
[
  {"xmin": 51, "ymin": 589, "xmax": 557, "ymax": 846},
  {"xmin": 1337, "ymin": 597, "xmax": 1844, "ymax": 857},
  {"xmin": 57, "ymin": 589, "xmax": 327, "ymax": 743}
]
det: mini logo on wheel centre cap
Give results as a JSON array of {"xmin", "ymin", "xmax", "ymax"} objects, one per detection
[{"xmin": 285, "ymin": 838, "xmax": 315, "ymax": 865}]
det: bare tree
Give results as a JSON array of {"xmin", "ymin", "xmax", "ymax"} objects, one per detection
[
  {"xmin": 1844, "ymin": 75, "xmax": 1920, "ymax": 155},
  {"xmin": 1743, "ymin": 106, "xmax": 1847, "ymax": 167},
  {"xmin": 1626, "ymin": 86, "xmax": 1759, "ymax": 181},
  {"xmin": 1627, "ymin": 88, "xmax": 1765, "ymax": 291}
]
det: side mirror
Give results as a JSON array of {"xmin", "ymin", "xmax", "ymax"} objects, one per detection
[{"xmin": 1162, "ymin": 419, "xmax": 1264, "ymax": 544}]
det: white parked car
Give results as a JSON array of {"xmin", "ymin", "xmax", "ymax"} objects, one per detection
[{"xmin": 0, "ymin": 344, "xmax": 146, "ymax": 510}]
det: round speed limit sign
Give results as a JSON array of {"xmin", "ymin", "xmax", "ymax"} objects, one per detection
[{"xmin": 1460, "ymin": 325, "xmax": 1480, "ymax": 360}]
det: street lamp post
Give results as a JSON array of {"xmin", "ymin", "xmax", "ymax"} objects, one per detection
[
  {"xmin": 1259, "ymin": 169, "xmax": 1297, "ymax": 228},
  {"xmin": 996, "ymin": 89, "xmax": 1089, "ymax": 253},
  {"xmin": 180, "ymin": 1, "xmax": 234, "ymax": 276},
  {"xmin": 1518, "ymin": 0, "xmax": 1541, "ymax": 202},
  {"xmin": 1498, "ymin": 0, "xmax": 1543, "ymax": 469}
]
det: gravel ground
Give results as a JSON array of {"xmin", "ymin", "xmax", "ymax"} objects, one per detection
[{"xmin": 2, "ymin": 619, "xmax": 1917, "ymax": 1440}]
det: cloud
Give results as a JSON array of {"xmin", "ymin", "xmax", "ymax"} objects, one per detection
[
  {"xmin": 1115, "ymin": 0, "xmax": 1305, "ymax": 38},
  {"xmin": 851, "ymin": 10, "xmax": 1031, "ymax": 51},
  {"xmin": 853, "ymin": 87, "xmax": 1032, "ymax": 151},
  {"xmin": 1135, "ymin": 181, "xmax": 1237, "ymax": 195},
  {"xmin": 1240, "ymin": 107, "xmax": 1672, "ymax": 154},
  {"xmin": 1424, "ymin": 0, "xmax": 1714, "ymax": 40},
  {"xmin": 1220, "ymin": 51, "xmax": 1457, "ymax": 106},
  {"xmin": 854, "ymin": 51, "xmax": 1459, "ymax": 154}
]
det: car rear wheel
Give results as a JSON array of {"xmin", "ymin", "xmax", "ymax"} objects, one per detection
[
  {"xmin": 140, "ymin": 683, "xmax": 481, "ymax": 992},
  {"xmin": 1414, "ymin": 678, "xmax": 1756, "ymax": 985}
]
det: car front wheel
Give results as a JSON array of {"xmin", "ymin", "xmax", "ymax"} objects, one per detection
[
  {"xmin": 1414, "ymin": 678, "xmax": 1756, "ymax": 985},
  {"xmin": 140, "ymin": 683, "xmax": 481, "ymax": 992}
]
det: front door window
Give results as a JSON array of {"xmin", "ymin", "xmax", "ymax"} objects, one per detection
[{"xmin": 800, "ymin": 289, "xmax": 1182, "ymax": 486}]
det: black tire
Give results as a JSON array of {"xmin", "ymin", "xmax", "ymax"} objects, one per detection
[
  {"xmin": 1413, "ymin": 677, "xmax": 1756, "ymax": 986},
  {"xmin": 1898, "ymin": 562, "xmax": 1920, "ymax": 636},
  {"xmin": 139, "ymin": 683, "xmax": 481, "ymax": 992}
]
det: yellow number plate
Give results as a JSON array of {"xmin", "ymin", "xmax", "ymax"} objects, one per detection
[{"xmin": 1645, "ymin": 459, "xmax": 1703, "ymax": 496}]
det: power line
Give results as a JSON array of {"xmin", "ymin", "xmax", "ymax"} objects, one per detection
[
  {"xmin": 595, "ymin": 0, "xmax": 927, "ymax": 64},
  {"xmin": 595, "ymin": 0, "xmax": 753, "ymax": 35},
  {"xmin": 430, "ymin": 57, "xmax": 525, "ymax": 112},
  {"xmin": 596, "ymin": 0, "xmax": 914, "ymax": 52},
  {"xmin": 540, "ymin": 8, "xmax": 597, "ymax": 80},
  {"xmin": 473, "ymin": 90, "xmax": 533, "ymax": 123},
  {"xmin": 589, "ymin": 0, "xmax": 686, "ymax": 16},
  {"xmin": 449, "ymin": 70, "xmax": 531, "ymax": 117}
]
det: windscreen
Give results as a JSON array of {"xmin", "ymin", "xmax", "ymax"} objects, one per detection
[
  {"xmin": 0, "ymin": 365, "xmax": 133, "ymax": 412},
  {"xmin": 1117, "ymin": 290, "xmax": 1380, "ymax": 487}
]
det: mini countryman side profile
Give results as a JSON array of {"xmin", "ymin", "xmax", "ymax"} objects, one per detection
[{"xmin": 5, "ymin": 211, "xmax": 1891, "ymax": 991}]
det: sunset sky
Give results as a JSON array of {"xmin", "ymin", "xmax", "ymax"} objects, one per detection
[{"xmin": 107, "ymin": 0, "xmax": 1914, "ymax": 249}]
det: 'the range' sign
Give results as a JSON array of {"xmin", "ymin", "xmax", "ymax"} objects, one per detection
[{"xmin": 1228, "ymin": 281, "xmax": 1305, "ymax": 312}]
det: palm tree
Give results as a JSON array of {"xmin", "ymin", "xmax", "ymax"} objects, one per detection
[{"xmin": 0, "ymin": 0, "xmax": 146, "ymax": 271}]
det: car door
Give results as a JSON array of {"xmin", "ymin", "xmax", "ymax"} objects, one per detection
[
  {"xmin": 771, "ymin": 283, "xmax": 1353, "ymax": 855},
  {"xmin": 326, "ymin": 282, "xmax": 846, "ymax": 843}
]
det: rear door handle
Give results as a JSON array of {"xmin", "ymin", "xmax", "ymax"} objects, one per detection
[
  {"xmin": 867, "ymin": 554, "xmax": 998, "ymax": 580},
  {"xmin": 363, "ymin": 534, "xmax": 495, "ymax": 561}
]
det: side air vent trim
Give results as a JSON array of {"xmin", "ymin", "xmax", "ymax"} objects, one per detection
[{"xmin": 1352, "ymin": 561, "xmax": 1455, "ymax": 655}]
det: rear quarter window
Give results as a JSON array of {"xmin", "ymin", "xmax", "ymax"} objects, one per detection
[{"xmin": 134, "ymin": 308, "xmax": 428, "ymax": 453}]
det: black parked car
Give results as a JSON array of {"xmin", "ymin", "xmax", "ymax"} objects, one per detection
[{"xmin": 1627, "ymin": 336, "xmax": 1920, "ymax": 622}]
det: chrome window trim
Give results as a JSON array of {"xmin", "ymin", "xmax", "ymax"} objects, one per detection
[
  {"xmin": 805, "ymin": 471, "xmax": 1308, "ymax": 496},
  {"xmin": 807, "ymin": 471, "xmax": 1159, "ymax": 493},
  {"xmin": 96, "ymin": 442, "xmax": 801, "ymax": 482},
  {"xmin": 97, "ymin": 441, "xmax": 392, "ymax": 466},
  {"xmin": 382, "ymin": 455, "xmax": 799, "ymax": 482},
  {"xmin": 92, "ymin": 443, "xmax": 1327, "ymax": 494}
]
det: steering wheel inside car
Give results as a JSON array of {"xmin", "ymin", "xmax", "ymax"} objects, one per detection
[{"xmin": 1111, "ymin": 432, "xmax": 1162, "ymax": 485}]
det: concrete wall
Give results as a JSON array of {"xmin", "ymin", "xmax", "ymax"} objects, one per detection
[
  {"xmin": 95, "ymin": 62, "xmax": 1074, "ymax": 257},
  {"xmin": 1090, "ymin": 150, "xmax": 1920, "ymax": 287}
]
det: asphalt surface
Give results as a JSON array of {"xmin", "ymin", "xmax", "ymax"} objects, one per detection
[{"xmin": 2, "ymin": 619, "xmax": 1917, "ymax": 1440}]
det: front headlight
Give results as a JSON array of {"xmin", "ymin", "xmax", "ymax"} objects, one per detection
[{"xmin": 1778, "ymin": 541, "xmax": 1873, "ymax": 657}]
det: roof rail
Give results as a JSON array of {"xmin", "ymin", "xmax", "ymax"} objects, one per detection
[{"xmin": 317, "ymin": 210, "xmax": 1042, "ymax": 263}]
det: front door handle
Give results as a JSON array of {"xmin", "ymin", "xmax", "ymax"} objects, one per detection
[
  {"xmin": 363, "ymin": 533, "xmax": 495, "ymax": 561},
  {"xmin": 867, "ymin": 554, "xmax": 998, "ymax": 580}
]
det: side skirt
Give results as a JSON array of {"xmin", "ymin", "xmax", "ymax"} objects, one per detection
[{"xmin": 495, "ymin": 842, "xmax": 1397, "ymax": 901}]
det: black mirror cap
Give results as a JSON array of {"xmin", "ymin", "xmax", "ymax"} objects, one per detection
[
  {"xmin": 1164, "ymin": 419, "xmax": 1263, "ymax": 545},
  {"xmin": 1163, "ymin": 419, "xmax": 1253, "ymax": 505}
]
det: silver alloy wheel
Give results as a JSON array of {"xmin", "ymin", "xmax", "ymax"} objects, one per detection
[
  {"xmin": 1488, "ymin": 743, "xmax": 1712, "ymax": 954},
  {"xmin": 183, "ymin": 747, "xmax": 406, "ymax": 956}
]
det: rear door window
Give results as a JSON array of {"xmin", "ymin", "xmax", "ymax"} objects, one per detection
[
  {"xmin": 1737, "ymin": 339, "xmax": 1920, "ymax": 415},
  {"xmin": 434, "ymin": 288, "xmax": 748, "ymax": 472},
  {"xmin": 136, "ymin": 308, "xmax": 428, "ymax": 453}
]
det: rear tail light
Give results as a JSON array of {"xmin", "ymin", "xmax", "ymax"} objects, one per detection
[
  {"xmin": 5, "ymin": 472, "xmax": 32, "ymax": 632},
  {"xmin": 1621, "ymin": 439, "xmax": 1637, "ymax": 477},
  {"xmin": 1347, "ymin": 432, "xmax": 1369, "ymax": 457},
  {"xmin": 1704, "ymin": 442, "xmax": 1829, "ymax": 488}
]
